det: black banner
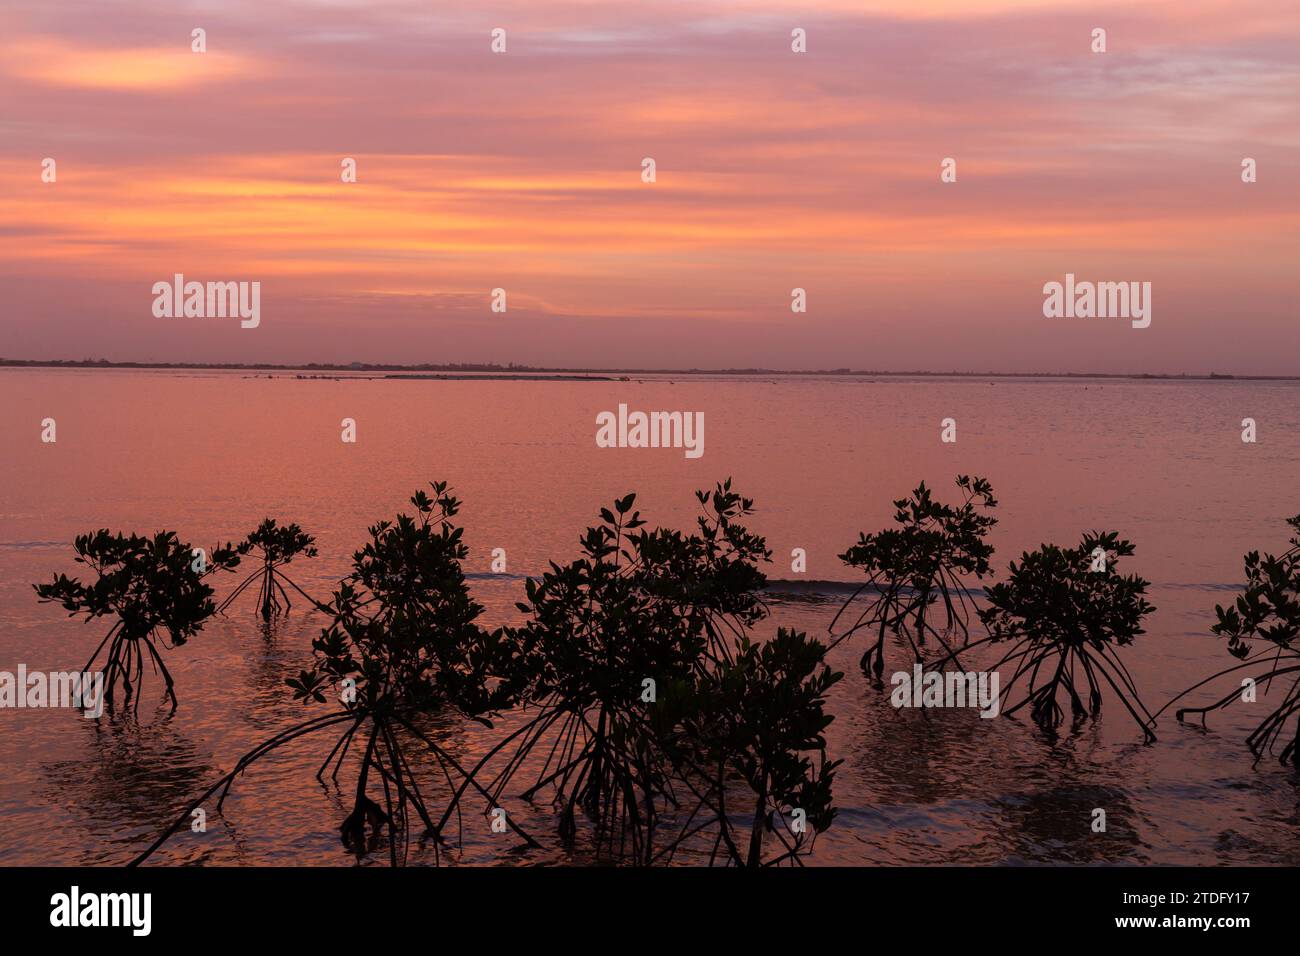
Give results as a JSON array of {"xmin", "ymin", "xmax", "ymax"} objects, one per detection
[{"xmin": 0, "ymin": 865, "xmax": 1279, "ymax": 942}]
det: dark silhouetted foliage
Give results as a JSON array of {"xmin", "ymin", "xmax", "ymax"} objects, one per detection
[
  {"xmin": 832, "ymin": 476, "xmax": 997, "ymax": 680},
  {"xmin": 132, "ymin": 483, "xmax": 530, "ymax": 866},
  {"xmin": 33, "ymin": 530, "xmax": 241, "ymax": 712},
  {"xmin": 1170, "ymin": 515, "xmax": 1300, "ymax": 765},
  {"xmin": 668, "ymin": 628, "xmax": 842, "ymax": 866},
  {"xmin": 973, "ymin": 531, "xmax": 1156, "ymax": 741},
  {"xmin": 219, "ymin": 518, "xmax": 319, "ymax": 620},
  {"xmin": 484, "ymin": 481, "xmax": 774, "ymax": 863}
]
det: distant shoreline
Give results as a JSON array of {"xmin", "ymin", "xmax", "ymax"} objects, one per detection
[{"xmin": 1, "ymin": 358, "xmax": 1297, "ymax": 382}]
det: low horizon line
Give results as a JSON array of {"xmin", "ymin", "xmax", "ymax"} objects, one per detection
[{"xmin": 3, "ymin": 357, "xmax": 1299, "ymax": 382}]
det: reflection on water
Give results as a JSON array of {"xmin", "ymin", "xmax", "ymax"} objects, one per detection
[{"xmin": 1, "ymin": 370, "xmax": 1298, "ymax": 865}]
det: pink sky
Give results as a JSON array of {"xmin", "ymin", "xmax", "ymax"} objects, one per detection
[{"xmin": 0, "ymin": 0, "xmax": 1296, "ymax": 372}]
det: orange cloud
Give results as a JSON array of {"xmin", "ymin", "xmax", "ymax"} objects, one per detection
[{"xmin": 0, "ymin": 37, "xmax": 252, "ymax": 90}]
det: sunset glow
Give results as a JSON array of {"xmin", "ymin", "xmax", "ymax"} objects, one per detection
[{"xmin": 1, "ymin": 0, "xmax": 1296, "ymax": 371}]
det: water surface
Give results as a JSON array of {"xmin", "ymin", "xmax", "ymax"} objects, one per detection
[{"xmin": 1, "ymin": 369, "xmax": 1297, "ymax": 865}]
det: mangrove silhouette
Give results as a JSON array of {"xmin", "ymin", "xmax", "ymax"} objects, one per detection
[
  {"xmin": 218, "ymin": 519, "xmax": 320, "ymax": 620},
  {"xmin": 133, "ymin": 482, "xmax": 532, "ymax": 866},
  {"xmin": 28, "ymin": 478, "xmax": 1293, "ymax": 866},
  {"xmin": 115, "ymin": 480, "xmax": 844, "ymax": 866},
  {"xmin": 828, "ymin": 478, "xmax": 1156, "ymax": 743},
  {"xmin": 952, "ymin": 531, "xmax": 1157, "ymax": 742},
  {"xmin": 33, "ymin": 530, "xmax": 242, "ymax": 713},
  {"xmin": 475, "ymin": 482, "xmax": 838, "ymax": 866},
  {"xmin": 673, "ymin": 628, "xmax": 841, "ymax": 865},
  {"xmin": 1166, "ymin": 514, "xmax": 1300, "ymax": 765},
  {"xmin": 830, "ymin": 476, "xmax": 997, "ymax": 679}
]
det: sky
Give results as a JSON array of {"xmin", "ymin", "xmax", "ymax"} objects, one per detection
[{"xmin": 0, "ymin": 0, "xmax": 1296, "ymax": 373}]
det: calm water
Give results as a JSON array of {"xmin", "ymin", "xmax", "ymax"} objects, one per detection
[{"xmin": 1, "ymin": 368, "xmax": 1298, "ymax": 866}]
